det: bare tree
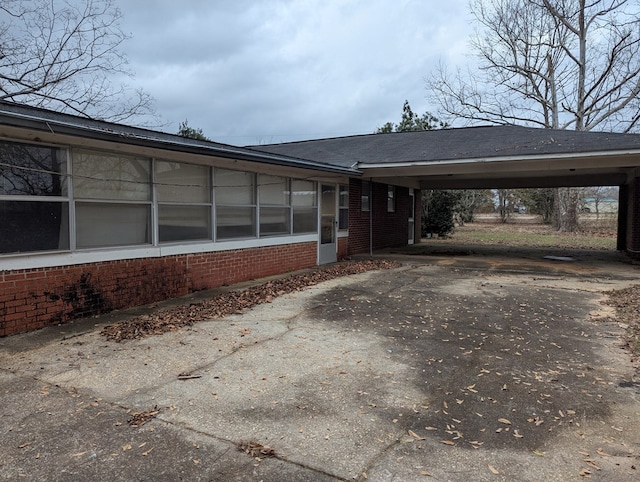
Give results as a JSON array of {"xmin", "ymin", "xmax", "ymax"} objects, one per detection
[
  {"xmin": 428, "ymin": 0, "xmax": 640, "ymax": 231},
  {"xmin": 430, "ymin": 0, "xmax": 640, "ymax": 132},
  {"xmin": 0, "ymin": 0, "xmax": 156, "ymax": 123},
  {"xmin": 582, "ymin": 185, "xmax": 619, "ymax": 217}
]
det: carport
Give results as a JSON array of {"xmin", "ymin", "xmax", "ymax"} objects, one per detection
[{"xmin": 256, "ymin": 125, "xmax": 640, "ymax": 258}]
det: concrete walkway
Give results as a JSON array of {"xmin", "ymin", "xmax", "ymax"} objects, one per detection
[{"xmin": 1, "ymin": 249, "xmax": 640, "ymax": 481}]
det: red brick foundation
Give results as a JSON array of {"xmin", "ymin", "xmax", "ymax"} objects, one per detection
[{"xmin": 0, "ymin": 242, "xmax": 317, "ymax": 336}]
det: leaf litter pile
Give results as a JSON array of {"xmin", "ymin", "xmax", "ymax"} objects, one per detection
[
  {"xmin": 101, "ymin": 259, "xmax": 400, "ymax": 342},
  {"xmin": 605, "ymin": 284, "xmax": 640, "ymax": 358},
  {"xmin": 236, "ymin": 440, "xmax": 277, "ymax": 459},
  {"xmin": 127, "ymin": 406, "xmax": 160, "ymax": 427}
]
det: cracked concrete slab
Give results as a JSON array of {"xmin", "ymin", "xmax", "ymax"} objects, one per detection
[{"xmin": 1, "ymin": 252, "xmax": 640, "ymax": 481}]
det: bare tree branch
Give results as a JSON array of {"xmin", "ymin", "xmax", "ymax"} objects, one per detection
[
  {"xmin": 0, "ymin": 0, "xmax": 157, "ymax": 124},
  {"xmin": 428, "ymin": 0, "xmax": 640, "ymax": 133}
]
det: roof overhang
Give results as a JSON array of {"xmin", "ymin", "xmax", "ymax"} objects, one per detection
[{"xmin": 358, "ymin": 150, "xmax": 640, "ymax": 189}]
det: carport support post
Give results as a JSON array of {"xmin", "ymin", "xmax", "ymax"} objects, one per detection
[
  {"xmin": 369, "ymin": 179, "xmax": 373, "ymax": 257},
  {"xmin": 628, "ymin": 174, "xmax": 640, "ymax": 259},
  {"xmin": 617, "ymin": 184, "xmax": 628, "ymax": 251}
]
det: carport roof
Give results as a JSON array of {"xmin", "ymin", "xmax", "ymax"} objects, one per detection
[
  {"xmin": 252, "ymin": 125, "xmax": 640, "ymax": 167},
  {"xmin": 251, "ymin": 126, "xmax": 640, "ymax": 189}
]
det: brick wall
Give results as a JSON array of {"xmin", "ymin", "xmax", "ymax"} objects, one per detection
[
  {"xmin": 347, "ymin": 178, "xmax": 370, "ymax": 255},
  {"xmin": 337, "ymin": 237, "xmax": 348, "ymax": 259},
  {"xmin": 371, "ymin": 182, "xmax": 411, "ymax": 250},
  {"xmin": 0, "ymin": 242, "xmax": 317, "ymax": 336},
  {"xmin": 347, "ymin": 179, "xmax": 416, "ymax": 255}
]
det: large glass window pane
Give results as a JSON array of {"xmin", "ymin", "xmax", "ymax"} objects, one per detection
[
  {"xmin": 76, "ymin": 203, "xmax": 150, "ymax": 248},
  {"xmin": 215, "ymin": 169, "xmax": 255, "ymax": 205},
  {"xmin": 0, "ymin": 141, "xmax": 67, "ymax": 196},
  {"xmin": 292, "ymin": 179, "xmax": 317, "ymax": 234},
  {"xmin": 259, "ymin": 175, "xmax": 288, "ymax": 205},
  {"xmin": 159, "ymin": 205, "xmax": 211, "ymax": 242},
  {"xmin": 293, "ymin": 206, "xmax": 317, "ymax": 234},
  {"xmin": 155, "ymin": 161, "xmax": 210, "ymax": 203},
  {"xmin": 292, "ymin": 180, "xmax": 316, "ymax": 207},
  {"xmin": 73, "ymin": 150, "xmax": 150, "ymax": 201},
  {"xmin": 260, "ymin": 206, "xmax": 290, "ymax": 236},
  {"xmin": 387, "ymin": 185, "xmax": 396, "ymax": 212},
  {"xmin": 0, "ymin": 200, "xmax": 69, "ymax": 253},
  {"xmin": 216, "ymin": 206, "xmax": 256, "ymax": 239}
]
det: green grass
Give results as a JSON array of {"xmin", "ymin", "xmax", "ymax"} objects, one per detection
[{"xmin": 450, "ymin": 230, "xmax": 617, "ymax": 250}]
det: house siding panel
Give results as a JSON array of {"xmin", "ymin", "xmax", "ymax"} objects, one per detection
[{"xmin": 0, "ymin": 242, "xmax": 317, "ymax": 336}]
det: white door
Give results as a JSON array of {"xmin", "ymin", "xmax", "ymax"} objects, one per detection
[{"xmin": 319, "ymin": 184, "xmax": 337, "ymax": 264}]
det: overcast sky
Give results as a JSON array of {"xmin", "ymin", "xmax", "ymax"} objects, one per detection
[{"xmin": 116, "ymin": 1, "xmax": 471, "ymax": 145}]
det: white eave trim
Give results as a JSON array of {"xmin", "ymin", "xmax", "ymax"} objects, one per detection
[{"xmin": 356, "ymin": 148, "xmax": 640, "ymax": 169}]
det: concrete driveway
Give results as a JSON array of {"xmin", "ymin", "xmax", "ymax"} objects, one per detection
[{"xmin": 1, "ymin": 250, "xmax": 640, "ymax": 481}]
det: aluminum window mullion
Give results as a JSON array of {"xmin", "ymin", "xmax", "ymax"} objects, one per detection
[
  {"xmin": 255, "ymin": 173, "xmax": 260, "ymax": 238},
  {"xmin": 151, "ymin": 158, "xmax": 158, "ymax": 246},
  {"xmin": 67, "ymin": 147, "xmax": 76, "ymax": 251},
  {"xmin": 214, "ymin": 166, "xmax": 218, "ymax": 243},
  {"xmin": 288, "ymin": 178, "xmax": 293, "ymax": 235}
]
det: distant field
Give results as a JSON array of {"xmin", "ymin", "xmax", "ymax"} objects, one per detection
[{"xmin": 426, "ymin": 214, "xmax": 618, "ymax": 250}]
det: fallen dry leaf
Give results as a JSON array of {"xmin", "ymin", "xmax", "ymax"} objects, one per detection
[
  {"xmin": 584, "ymin": 460, "xmax": 601, "ymax": 471},
  {"xmin": 488, "ymin": 464, "xmax": 499, "ymax": 475},
  {"xmin": 100, "ymin": 260, "xmax": 401, "ymax": 342},
  {"xmin": 441, "ymin": 440, "xmax": 455, "ymax": 446},
  {"xmin": 236, "ymin": 440, "xmax": 277, "ymax": 458},
  {"xmin": 498, "ymin": 418, "xmax": 512, "ymax": 425},
  {"xmin": 128, "ymin": 406, "xmax": 160, "ymax": 427}
]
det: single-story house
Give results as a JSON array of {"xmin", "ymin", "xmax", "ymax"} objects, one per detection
[
  {"xmin": 0, "ymin": 102, "xmax": 419, "ymax": 336},
  {"xmin": 2, "ymin": 102, "xmax": 640, "ymax": 336}
]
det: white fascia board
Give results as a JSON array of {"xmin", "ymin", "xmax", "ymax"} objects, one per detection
[{"xmin": 356, "ymin": 149, "xmax": 640, "ymax": 170}]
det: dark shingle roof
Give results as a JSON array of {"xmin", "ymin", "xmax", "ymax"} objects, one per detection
[
  {"xmin": 0, "ymin": 101, "xmax": 359, "ymax": 176},
  {"xmin": 250, "ymin": 125, "xmax": 640, "ymax": 167}
]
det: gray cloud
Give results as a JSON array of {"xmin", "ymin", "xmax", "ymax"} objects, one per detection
[{"xmin": 116, "ymin": 0, "xmax": 470, "ymax": 144}]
